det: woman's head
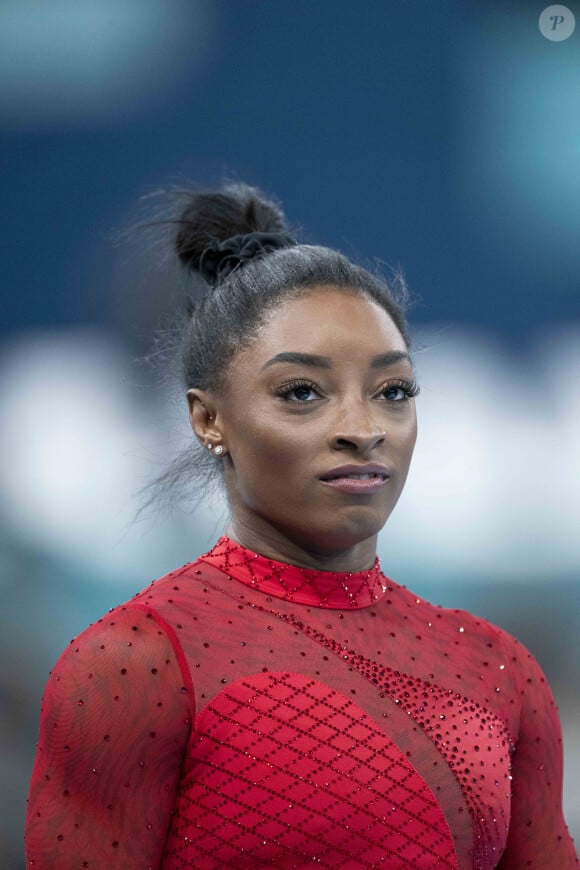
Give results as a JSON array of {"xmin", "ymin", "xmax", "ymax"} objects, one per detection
[
  {"xmin": 158, "ymin": 183, "xmax": 417, "ymax": 563},
  {"xmin": 175, "ymin": 183, "xmax": 411, "ymax": 395},
  {"xmin": 189, "ymin": 286, "xmax": 418, "ymax": 566}
]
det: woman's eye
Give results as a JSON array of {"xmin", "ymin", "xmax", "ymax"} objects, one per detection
[
  {"xmin": 384, "ymin": 386, "xmax": 407, "ymax": 401},
  {"xmin": 380, "ymin": 381, "xmax": 420, "ymax": 402},
  {"xmin": 286, "ymin": 385, "xmax": 318, "ymax": 402},
  {"xmin": 279, "ymin": 382, "xmax": 320, "ymax": 402}
]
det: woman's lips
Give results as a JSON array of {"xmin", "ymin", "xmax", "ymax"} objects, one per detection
[{"xmin": 319, "ymin": 465, "xmax": 390, "ymax": 493}]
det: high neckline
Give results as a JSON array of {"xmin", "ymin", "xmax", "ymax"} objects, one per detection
[{"xmin": 199, "ymin": 536, "xmax": 388, "ymax": 609}]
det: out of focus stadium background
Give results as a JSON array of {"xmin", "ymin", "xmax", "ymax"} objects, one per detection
[{"xmin": 1, "ymin": 1, "xmax": 579, "ymax": 865}]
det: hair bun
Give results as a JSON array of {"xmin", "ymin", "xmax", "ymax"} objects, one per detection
[
  {"xmin": 198, "ymin": 230, "xmax": 296, "ymax": 286},
  {"xmin": 175, "ymin": 183, "xmax": 290, "ymax": 278}
]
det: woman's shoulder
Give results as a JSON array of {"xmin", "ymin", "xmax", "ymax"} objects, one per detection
[
  {"xmin": 426, "ymin": 595, "xmax": 544, "ymax": 682},
  {"xmin": 50, "ymin": 553, "xmax": 238, "ymax": 666},
  {"xmin": 125, "ymin": 552, "xmax": 237, "ymax": 620},
  {"xmin": 382, "ymin": 574, "xmax": 551, "ymax": 716},
  {"xmin": 382, "ymin": 570, "xmax": 518, "ymax": 656},
  {"xmin": 46, "ymin": 557, "xmax": 217, "ymax": 689}
]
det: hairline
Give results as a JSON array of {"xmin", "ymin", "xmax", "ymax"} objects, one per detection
[{"xmin": 205, "ymin": 282, "xmax": 411, "ymax": 395}]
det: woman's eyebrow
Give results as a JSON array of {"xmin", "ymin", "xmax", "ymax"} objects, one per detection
[
  {"xmin": 261, "ymin": 352, "xmax": 332, "ymax": 369},
  {"xmin": 370, "ymin": 350, "xmax": 413, "ymax": 368},
  {"xmin": 262, "ymin": 350, "xmax": 412, "ymax": 370}
]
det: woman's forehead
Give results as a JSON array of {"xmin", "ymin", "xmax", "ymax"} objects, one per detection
[{"xmin": 254, "ymin": 286, "xmax": 409, "ymax": 358}]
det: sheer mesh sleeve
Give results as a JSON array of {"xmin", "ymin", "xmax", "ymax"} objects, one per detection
[
  {"xmin": 494, "ymin": 627, "xmax": 578, "ymax": 867},
  {"xmin": 25, "ymin": 604, "xmax": 193, "ymax": 870}
]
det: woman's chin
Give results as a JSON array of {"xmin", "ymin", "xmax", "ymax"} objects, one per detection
[{"xmin": 283, "ymin": 517, "xmax": 385, "ymax": 559}]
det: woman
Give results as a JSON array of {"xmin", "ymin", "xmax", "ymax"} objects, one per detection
[{"xmin": 25, "ymin": 184, "xmax": 577, "ymax": 868}]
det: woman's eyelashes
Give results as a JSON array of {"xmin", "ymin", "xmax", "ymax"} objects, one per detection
[
  {"xmin": 275, "ymin": 378, "xmax": 420, "ymax": 405},
  {"xmin": 276, "ymin": 380, "xmax": 321, "ymax": 402},
  {"xmin": 378, "ymin": 379, "xmax": 420, "ymax": 403}
]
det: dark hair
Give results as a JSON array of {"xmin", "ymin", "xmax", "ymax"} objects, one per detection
[
  {"xmin": 146, "ymin": 181, "xmax": 411, "ymax": 504},
  {"xmin": 177, "ymin": 183, "xmax": 409, "ymax": 390}
]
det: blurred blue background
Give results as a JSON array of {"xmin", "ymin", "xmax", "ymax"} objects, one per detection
[{"xmin": 1, "ymin": 1, "xmax": 579, "ymax": 865}]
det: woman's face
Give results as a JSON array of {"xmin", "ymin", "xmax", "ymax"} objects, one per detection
[{"xmin": 191, "ymin": 286, "xmax": 418, "ymax": 568}]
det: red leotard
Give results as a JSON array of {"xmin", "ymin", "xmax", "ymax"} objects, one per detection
[{"xmin": 26, "ymin": 537, "xmax": 578, "ymax": 868}]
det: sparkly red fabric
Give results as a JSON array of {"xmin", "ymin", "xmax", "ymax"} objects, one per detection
[{"xmin": 26, "ymin": 537, "xmax": 578, "ymax": 869}]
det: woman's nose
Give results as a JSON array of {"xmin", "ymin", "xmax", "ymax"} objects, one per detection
[{"xmin": 329, "ymin": 407, "xmax": 386, "ymax": 453}]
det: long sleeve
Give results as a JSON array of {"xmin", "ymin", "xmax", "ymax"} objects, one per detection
[
  {"xmin": 25, "ymin": 540, "xmax": 579, "ymax": 869},
  {"xmin": 495, "ymin": 627, "xmax": 578, "ymax": 868},
  {"xmin": 25, "ymin": 604, "xmax": 193, "ymax": 870}
]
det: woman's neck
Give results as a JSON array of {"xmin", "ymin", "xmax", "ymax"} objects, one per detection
[{"xmin": 225, "ymin": 517, "xmax": 378, "ymax": 573}]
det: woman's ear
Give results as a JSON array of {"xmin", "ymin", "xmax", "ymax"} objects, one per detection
[{"xmin": 186, "ymin": 389, "xmax": 224, "ymax": 449}]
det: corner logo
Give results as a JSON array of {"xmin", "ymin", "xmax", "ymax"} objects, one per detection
[{"xmin": 539, "ymin": 5, "xmax": 576, "ymax": 40}]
